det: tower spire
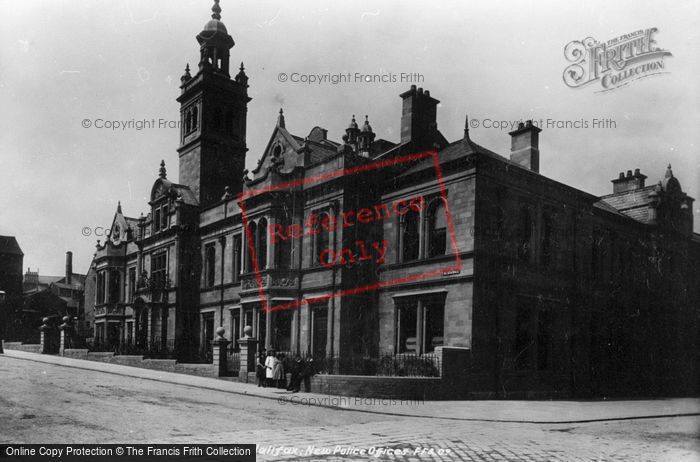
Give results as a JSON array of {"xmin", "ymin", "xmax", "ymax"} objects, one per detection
[{"xmin": 211, "ymin": 0, "xmax": 222, "ymax": 20}]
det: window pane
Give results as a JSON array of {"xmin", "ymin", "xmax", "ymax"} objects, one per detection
[
  {"xmin": 232, "ymin": 235, "xmax": 242, "ymax": 281},
  {"xmin": 428, "ymin": 200, "xmax": 447, "ymax": 257},
  {"xmin": 397, "ymin": 300, "xmax": 418, "ymax": 353},
  {"xmin": 257, "ymin": 219, "xmax": 267, "ymax": 269},
  {"xmin": 315, "ymin": 213, "xmax": 330, "ymax": 266},
  {"xmin": 246, "ymin": 222, "xmax": 257, "ymax": 272},
  {"xmin": 424, "ymin": 299, "xmax": 445, "ymax": 353},
  {"xmin": 206, "ymin": 246, "xmax": 216, "ymax": 287},
  {"xmin": 402, "ymin": 210, "xmax": 420, "ymax": 262}
]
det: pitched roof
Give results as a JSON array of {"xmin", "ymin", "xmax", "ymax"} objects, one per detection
[
  {"xmin": 0, "ymin": 236, "xmax": 23, "ymax": 256},
  {"xmin": 599, "ymin": 186, "xmax": 656, "ymax": 224}
]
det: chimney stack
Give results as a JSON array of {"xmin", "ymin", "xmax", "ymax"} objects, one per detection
[
  {"xmin": 508, "ymin": 120, "xmax": 541, "ymax": 173},
  {"xmin": 611, "ymin": 168, "xmax": 647, "ymax": 193},
  {"xmin": 399, "ymin": 85, "xmax": 440, "ymax": 148},
  {"xmin": 65, "ymin": 251, "xmax": 73, "ymax": 285}
]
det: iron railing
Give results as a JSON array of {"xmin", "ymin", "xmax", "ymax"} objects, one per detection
[{"xmin": 273, "ymin": 352, "xmax": 441, "ymax": 377}]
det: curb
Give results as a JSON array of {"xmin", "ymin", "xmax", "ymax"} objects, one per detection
[{"xmin": 3, "ymin": 351, "xmax": 699, "ymax": 425}]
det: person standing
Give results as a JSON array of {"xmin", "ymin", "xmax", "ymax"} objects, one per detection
[
  {"xmin": 256, "ymin": 350, "xmax": 267, "ymax": 387},
  {"xmin": 273, "ymin": 352, "xmax": 285, "ymax": 388},
  {"xmin": 287, "ymin": 355, "xmax": 303, "ymax": 392},
  {"xmin": 264, "ymin": 350, "xmax": 276, "ymax": 387}
]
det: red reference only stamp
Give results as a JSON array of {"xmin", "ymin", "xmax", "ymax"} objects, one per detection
[{"xmin": 239, "ymin": 149, "xmax": 461, "ymax": 313}]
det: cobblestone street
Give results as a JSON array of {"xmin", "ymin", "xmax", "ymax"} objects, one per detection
[{"xmin": 1, "ymin": 354, "xmax": 698, "ymax": 461}]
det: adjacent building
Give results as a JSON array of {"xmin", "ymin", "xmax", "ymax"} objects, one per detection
[
  {"xmin": 22, "ymin": 252, "xmax": 87, "ymax": 339},
  {"xmin": 0, "ymin": 236, "xmax": 24, "ymax": 341},
  {"xmin": 84, "ymin": 1, "xmax": 699, "ymax": 396}
]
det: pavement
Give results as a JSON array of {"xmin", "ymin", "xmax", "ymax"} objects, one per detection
[
  {"xmin": 2, "ymin": 349, "xmax": 699, "ymax": 461},
  {"xmin": 3, "ymin": 348, "xmax": 699, "ymax": 423}
]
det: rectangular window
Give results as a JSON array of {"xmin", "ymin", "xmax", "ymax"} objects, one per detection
[
  {"xmin": 153, "ymin": 208, "xmax": 161, "ymax": 233},
  {"xmin": 395, "ymin": 296, "xmax": 446, "ymax": 354},
  {"xmin": 422, "ymin": 298, "xmax": 445, "ymax": 353},
  {"xmin": 205, "ymin": 244, "xmax": 216, "ymax": 288},
  {"xmin": 161, "ymin": 205, "xmax": 169, "ymax": 231},
  {"xmin": 396, "ymin": 299, "xmax": 418, "ymax": 353},
  {"xmin": 108, "ymin": 270, "xmax": 120, "ymax": 303},
  {"xmin": 128, "ymin": 267, "xmax": 136, "ymax": 302},
  {"xmin": 232, "ymin": 234, "xmax": 242, "ymax": 283},
  {"xmin": 96, "ymin": 272, "xmax": 104, "ymax": 304},
  {"xmin": 273, "ymin": 310, "xmax": 292, "ymax": 352},
  {"xmin": 151, "ymin": 252, "xmax": 167, "ymax": 301},
  {"xmin": 541, "ymin": 211, "xmax": 554, "ymax": 267}
]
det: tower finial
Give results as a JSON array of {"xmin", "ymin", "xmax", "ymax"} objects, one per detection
[
  {"xmin": 159, "ymin": 160, "xmax": 167, "ymax": 179},
  {"xmin": 464, "ymin": 114, "xmax": 470, "ymax": 139},
  {"xmin": 211, "ymin": 0, "xmax": 222, "ymax": 20},
  {"xmin": 277, "ymin": 108, "xmax": 285, "ymax": 128},
  {"xmin": 666, "ymin": 163, "xmax": 673, "ymax": 178},
  {"xmin": 117, "ymin": 201, "xmax": 122, "ymax": 213}
]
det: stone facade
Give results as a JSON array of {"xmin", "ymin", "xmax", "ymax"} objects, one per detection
[{"xmin": 83, "ymin": 2, "xmax": 699, "ymax": 396}]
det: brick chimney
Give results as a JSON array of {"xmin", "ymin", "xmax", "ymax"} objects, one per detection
[
  {"xmin": 508, "ymin": 120, "xmax": 541, "ymax": 173},
  {"xmin": 399, "ymin": 85, "xmax": 440, "ymax": 148},
  {"xmin": 611, "ymin": 168, "xmax": 647, "ymax": 193},
  {"xmin": 65, "ymin": 251, "xmax": 73, "ymax": 285}
]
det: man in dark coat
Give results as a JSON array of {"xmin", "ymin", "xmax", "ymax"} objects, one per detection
[{"xmin": 286, "ymin": 355, "xmax": 304, "ymax": 392}]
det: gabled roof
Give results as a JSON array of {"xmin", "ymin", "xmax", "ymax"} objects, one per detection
[
  {"xmin": 599, "ymin": 186, "xmax": 656, "ymax": 224},
  {"xmin": 0, "ymin": 236, "xmax": 23, "ymax": 256},
  {"xmin": 150, "ymin": 178, "xmax": 198, "ymax": 206}
]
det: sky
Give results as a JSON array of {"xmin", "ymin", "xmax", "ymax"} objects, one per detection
[{"xmin": 1, "ymin": 0, "xmax": 698, "ymax": 277}]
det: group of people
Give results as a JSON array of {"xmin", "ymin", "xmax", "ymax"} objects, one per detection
[{"xmin": 256, "ymin": 350, "xmax": 314, "ymax": 393}]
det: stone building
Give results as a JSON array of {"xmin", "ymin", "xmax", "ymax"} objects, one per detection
[
  {"xmin": 0, "ymin": 235, "xmax": 24, "ymax": 341},
  {"xmin": 84, "ymin": 1, "xmax": 699, "ymax": 396}
]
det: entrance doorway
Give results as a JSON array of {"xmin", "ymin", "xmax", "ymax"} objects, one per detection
[{"xmin": 311, "ymin": 303, "xmax": 328, "ymax": 358}]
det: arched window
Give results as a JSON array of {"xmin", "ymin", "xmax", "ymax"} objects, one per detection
[
  {"xmin": 192, "ymin": 106, "xmax": 198, "ymax": 130},
  {"xmin": 275, "ymin": 212, "xmax": 291, "ymax": 269},
  {"xmin": 246, "ymin": 221, "xmax": 257, "ymax": 272},
  {"xmin": 205, "ymin": 244, "xmax": 216, "ymax": 288},
  {"xmin": 314, "ymin": 212, "xmax": 330, "ymax": 266},
  {"xmin": 257, "ymin": 218, "xmax": 268, "ymax": 270},
  {"xmin": 185, "ymin": 110, "xmax": 192, "ymax": 133},
  {"xmin": 401, "ymin": 207, "xmax": 420, "ymax": 262},
  {"xmin": 427, "ymin": 199, "xmax": 447, "ymax": 257}
]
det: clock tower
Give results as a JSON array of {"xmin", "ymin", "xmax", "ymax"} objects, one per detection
[{"xmin": 177, "ymin": 0, "xmax": 250, "ymax": 207}]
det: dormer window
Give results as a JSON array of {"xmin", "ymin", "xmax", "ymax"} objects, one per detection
[{"xmin": 152, "ymin": 202, "xmax": 170, "ymax": 234}]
